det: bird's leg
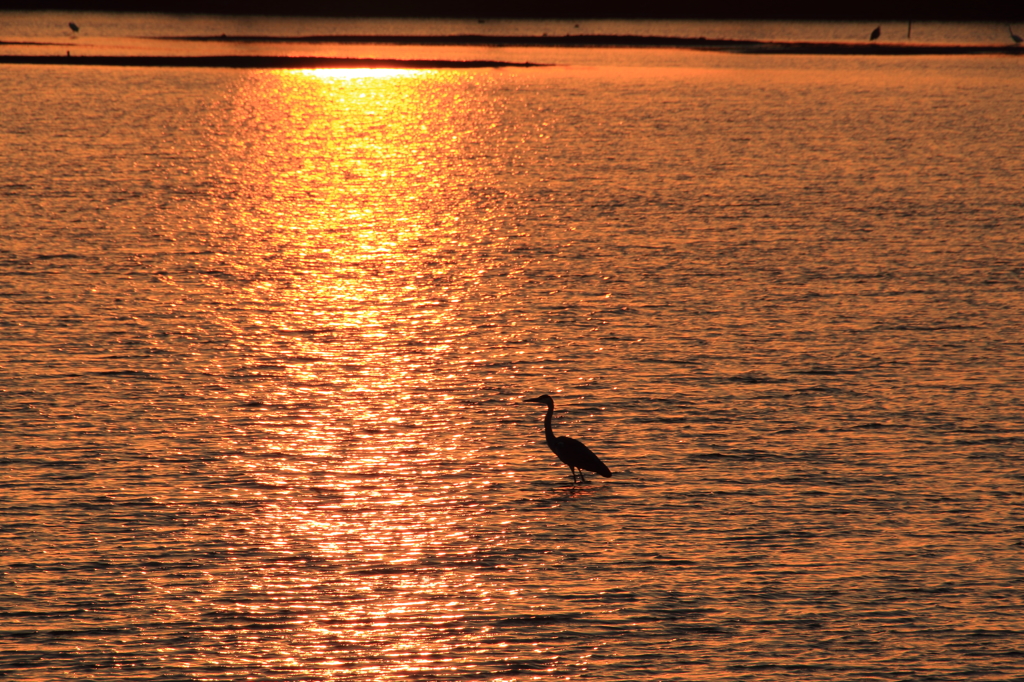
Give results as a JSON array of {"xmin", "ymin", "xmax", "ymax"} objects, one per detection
[
  {"xmin": 569, "ymin": 467, "xmax": 578, "ymax": 484},
  {"xmin": 579, "ymin": 470, "xmax": 588, "ymax": 483}
]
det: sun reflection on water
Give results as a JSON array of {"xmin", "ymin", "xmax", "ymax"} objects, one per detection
[
  {"xmin": 180, "ymin": 66, "xmax": 523, "ymax": 677},
  {"xmin": 302, "ymin": 67, "xmax": 415, "ymax": 81}
]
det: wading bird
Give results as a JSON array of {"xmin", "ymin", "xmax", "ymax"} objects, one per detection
[
  {"xmin": 1010, "ymin": 26, "xmax": 1023, "ymax": 45},
  {"xmin": 870, "ymin": 26, "xmax": 881, "ymax": 41},
  {"xmin": 69, "ymin": 22, "xmax": 79, "ymax": 32},
  {"xmin": 523, "ymin": 394, "xmax": 612, "ymax": 484}
]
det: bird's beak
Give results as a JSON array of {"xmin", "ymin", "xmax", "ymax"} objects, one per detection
[{"xmin": 523, "ymin": 397, "xmax": 541, "ymax": 403}]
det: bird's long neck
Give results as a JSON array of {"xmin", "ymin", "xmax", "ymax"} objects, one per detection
[{"xmin": 543, "ymin": 402, "xmax": 557, "ymax": 447}]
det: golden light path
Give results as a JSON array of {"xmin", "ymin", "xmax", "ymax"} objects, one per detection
[
  {"xmin": 304, "ymin": 67, "xmax": 414, "ymax": 81},
  {"xmin": 171, "ymin": 66, "xmax": 535, "ymax": 678}
]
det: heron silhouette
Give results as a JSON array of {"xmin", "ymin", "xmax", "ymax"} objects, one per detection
[
  {"xmin": 870, "ymin": 26, "xmax": 881, "ymax": 41},
  {"xmin": 523, "ymin": 394, "xmax": 612, "ymax": 484},
  {"xmin": 69, "ymin": 22, "xmax": 79, "ymax": 33},
  {"xmin": 1010, "ymin": 26, "xmax": 1023, "ymax": 45}
]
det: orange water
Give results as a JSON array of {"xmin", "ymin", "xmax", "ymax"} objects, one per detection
[{"xmin": 2, "ymin": 33, "xmax": 1023, "ymax": 681}]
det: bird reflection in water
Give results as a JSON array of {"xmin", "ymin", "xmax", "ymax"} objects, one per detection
[{"xmin": 524, "ymin": 394, "xmax": 612, "ymax": 484}]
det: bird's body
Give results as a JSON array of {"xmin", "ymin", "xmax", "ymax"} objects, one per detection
[
  {"xmin": 69, "ymin": 22, "xmax": 79, "ymax": 33},
  {"xmin": 870, "ymin": 26, "xmax": 881, "ymax": 41},
  {"xmin": 524, "ymin": 394, "xmax": 612, "ymax": 483},
  {"xmin": 1010, "ymin": 26, "xmax": 1023, "ymax": 45}
]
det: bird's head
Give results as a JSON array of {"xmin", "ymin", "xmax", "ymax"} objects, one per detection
[{"xmin": 523, "ymin": 394, "xmax": 554, "ymax": 406}]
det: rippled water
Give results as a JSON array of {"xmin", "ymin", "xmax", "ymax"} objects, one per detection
[{"xmin": 2, "ymin": 18, "xmax": 1024, "ymax": 681}]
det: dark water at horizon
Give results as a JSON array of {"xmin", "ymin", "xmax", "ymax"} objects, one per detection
[{"xmin": 2, "ymin": 15, "xmax": 1024, "ymax": 681}]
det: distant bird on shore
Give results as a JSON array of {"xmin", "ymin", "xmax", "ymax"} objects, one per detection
[
  {"xmin": 1010, "ymin": 26, "xmax": 1023, "ymax": 45},
  {"xmin": 69, "ymin": 22, "xmax": 79, "ymax": 33},
  {"xmin": 523, "ymin": 394, "xmax": 612, "ymax": 484},
  {"xmin": 870, "ymin": 26, "xmax": 881, "ymax": 41}
]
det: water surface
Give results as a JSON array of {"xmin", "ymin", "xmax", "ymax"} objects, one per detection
[{"xmin": 2, "ymin": 16, "xmax": 1023, "ymax": 681}]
